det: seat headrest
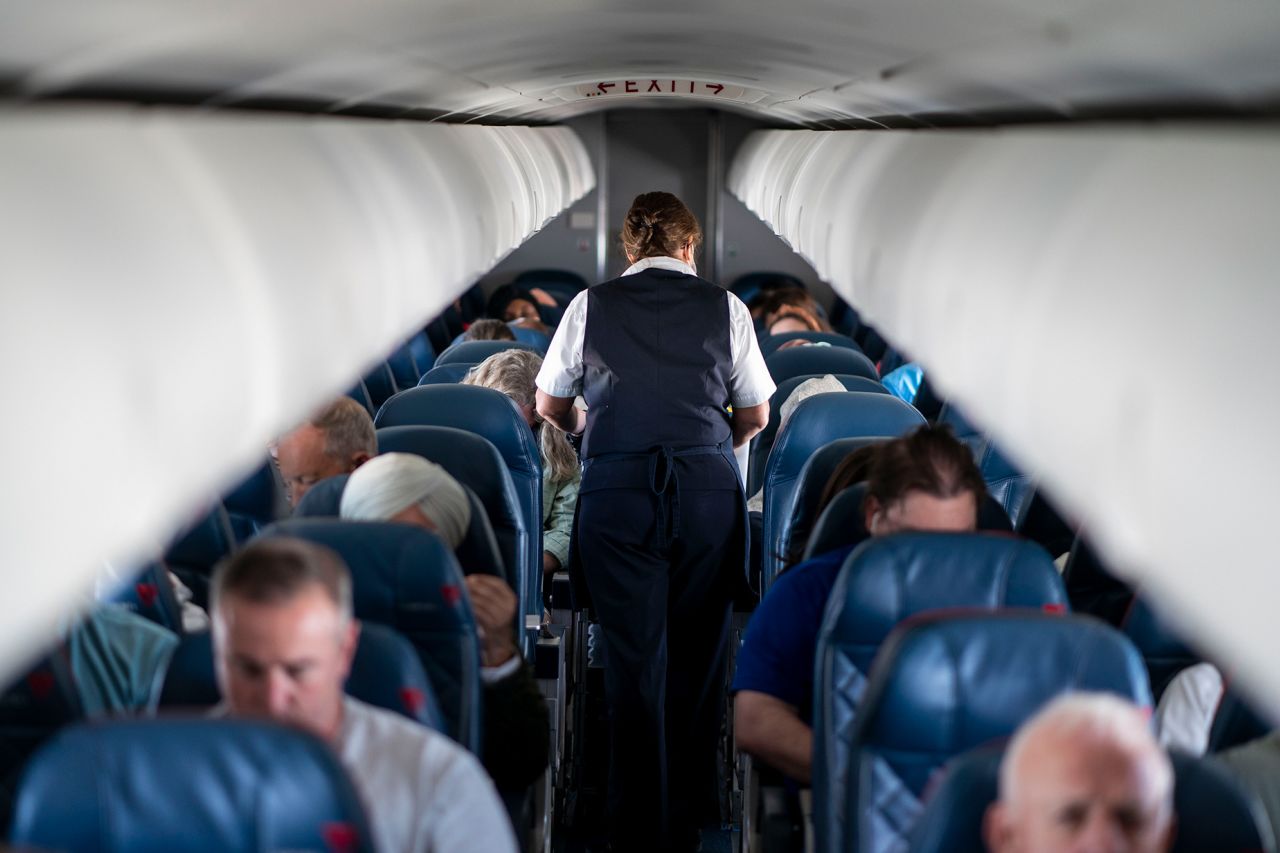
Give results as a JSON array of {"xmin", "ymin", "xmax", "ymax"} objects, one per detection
[
  {"xmin": 781, "ymin": 436, "xmax": 889, "ymax": 561},
  {"xmin": 823, "ymin": 533, "xmax": 1067, "ymax": 687},
  {"xmin": 166, "ymin": 505, "xmax": 235, "ymax": 571},
  {"xmin": 765, "ymin": 344, "xmax": 879, "ymax": 384},
  {"xmin": 909, "ymin": 745, "xmax": 1274, "ymax": 853},
  {"xmin": 760, "ymin": 332, "xmax": 864, "ymax": 359},
  {"xmin": 222, "ymin": 461, "xmax": 280, "ymax": 532},
  {"xmin": 11, "ymin": 719, "xmax": 376, "ymax": 852},
  {"xmin": 417, "ymin": 363, "xmax": 475, "ymax": 385},
  {"xmin": 292, "ymin": 474, "xmax": 349, "ymax": 517},
  {"xmin": 434, "ymin": 339, "xmax": 536, "ymax": 367},
  {"xmin": 160, "ymin": 626, "xmax": 444, "ymax": 731},
  {"xmin": 1122, "ymin": 596, "xmax": 1200, "ymax": 699},
  {"xmin": 508, "ymin": 325, "xmax": 551, "ymax": 349}
]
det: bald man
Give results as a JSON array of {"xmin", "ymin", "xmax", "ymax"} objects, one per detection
[{"xmin": 985, "ymin": 693, "xmax": 1176, "ymax": 853}]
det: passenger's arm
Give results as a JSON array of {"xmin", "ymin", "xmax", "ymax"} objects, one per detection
[
  {"xmin": 731, "ymin": 401, "xmax": 769, "ymax": 449},
  {"xmin": 536, "ymin": 389, "xmax": 585, "ymax": 435},
  {"xmin": 464, "ymin": 575, "xmax": 518, "ymax": 669},
  {"xmin": 734, "ymin": 689, "xmax": 813, "ymax": 783}
]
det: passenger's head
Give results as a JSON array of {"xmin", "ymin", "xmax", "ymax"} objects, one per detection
[
  {"xmin": 503, "ymin": 297, "xmax": 541, "ymax": 325},
  {"xmin": 462, "ymin": 350, "xmax": 579, "ymax": 485},
  {"xmin": 768, "ymin": 308, "xmax": 823, "ymax": 336},
  {"xmin": 464, "ymin": 318, "xmax": 516, "ymax": 342},
  {"xmin": 339, "ymin": 452, "xmax": 471, "ymax": 549},
  {"xmin": 275, "ymin": 397, "xmax": 376, "ymax": 507},
  {"xmin": 621, "ymin": 191, "xmax": 702, "ymax": 264},
  {"xmin": 210, "ymin": 538, "xmax": 358, "ymax": 742},
  {"xmin": 985, "ymin": 692, "xmax": 1175, "ymax": 853},
  {"xmin": 862, "ymin": 424, "xmax": 985, "ymax": 535}
]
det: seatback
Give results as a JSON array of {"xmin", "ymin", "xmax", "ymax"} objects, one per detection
[
  {"xmin": 762, "ymin": 393, "xmax": 924, "ymax": 590},
  {"xmin": 747, "ymin": 373, "xmax": 888, "ymax": 495},
  {"xmin": 938, "ymin": 404, "xmax": 1034, "ymax": 526},
  {"xmin": 158, "ymin": 626, "xmax": 445, "ymax": 732},
  {"xmin": 435, "ymin": 339, "xmax": 536, "ymax": 367},
  {"xmin": 765, "ymin": 345, "xmax": 879, "ymax": 385},
  {"xmin": 292, "ymin": 469, "xmax": 509, "ymax": 591},
  {"xmin": 1208, "ymin": 687, "xmax": 1275, "ymax": 753},
  {"xmin": 222, "ymin": 461, "xmax": 281, "ymax": 543},
  {"xmin": 779, "ymin": 437, "xmax": 889, "ymax": 566},
  {"xmin": 166, "ymin": 504, "xmax": 236, "ymax": 577},
  {"xmin": 1062, "ymin": 534, "xmax": 1134, "ymax": 626},
  {"xmin": 803, "ymin": 484, "xmax": 1014, "ymax": 561},
  {"xmin": 362, "ymin": 362, "xmax": 399, "ymax": 409},
  {"xmin": 908, "ymin": 746, "xmax": 1273, "ymax": 853},
  {"xmin": 516, "ymin": 267, "xmax": 589, "ymax": 293},
  {"xmin": 110, "ymin": 561, "xmax": 184, "ymax": 634},
  {"xmin": 346, "ymin": 380, "xmax": 376, "ymax": 419},
  {"xmin": 1122, "ymin": 596, "xmax": 1201, "ymax": 701},
  {"xmin": 814, "ymin": 612, "xmax": 1150, "ymax": 853},
  {"xmin": 0, "ymin": 651, "xmax": 81, "ymax": 831},
  {"xmin": 818, "ymin": 533, "xmax": 1067, "ymax": 713},
  {"xmin": 260, "ymin": 520, "xmax": 482, "ymax": 753},
  {"xmin": 730, "ymin": 271, "xmax": 805, "ymax": 305},
  {"xmin": 417, "ymin": 363, "xmax": 475, "ymax": 385},
  {"xmin": 508, "ymin": 324, "xmax": 551, "ymax": 349},
  {"xmin": 375, "ymin": 385, "xmax": 543, "ymax": 633},
  {"xmin": 760, "ymin": 332, "xmax": 864, "ymax": 359},
  {"xmin": 10, "ymin": 718, "xmax": 376, "ymax": 852},
  {"xmin": 388, "ymin": 330, "xmax": 436, "ymax": 388}
]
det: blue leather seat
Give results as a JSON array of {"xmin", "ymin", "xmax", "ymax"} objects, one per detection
[
  {"xmin": 388, "ymin": 330, "xmax": 436, "ymax": 388},
  {"xmin": 802, "ymin": 483, "xmax": 1013, "ymax": 561},
  {"xmin": 1209, "ymin": 687, "xmax": 1274, "ymax": 753},
  {"xmin": 813, "ymin": 612, "xmax": 1150, "ymax": 853},
  {"xmin": 346, "ymin": 380, "xmax": 376, "ymax": 419},
  {"xmin": 0, "ymin": 651, "xmax": 81, "ymax": 829},
  {"xmin": 158, "ymin": 625, "xmax": 445, "ymax": 732},
  {"xmin": 761, "ymin": 393, "xmax": 924, "ymax": 590},
  {"xmin": 362, "ymin": 362, "xmax": 400, "ymax": 409},
  {"xmin": 908, "ymin": 745, "xmax": 1274, "ymax": 853},
  {"xmin": 516, "ymin": 267, "xmax": 589, "ymax": 293},
  {"xmin": 375, "ymin": 385, "xmax": 543, "ymax": 635},
  {"xmin": 730, "ymin": 271, "xmax": 806, "ymax": 305},
  {"xmin": 747, "ymin": 373, "xmax": 888, "ymax": 495},
  {"xmin": 223, "ymin": 461, "xmax": 281, "ymax": 543},
  {"xmin": 109, "ymin": 561, "xmax": 184, "ymax": 634},
  {"xmin": 417, "ymin": 363, "xmax": 475, "ymax": 385},
  {"xmin": 760, "ymin": 332, "xmax": 864, "ymax": 359},
  {"xmin": 938, "ymin": 404, "xmax": 1034, "ymax": 526},
  {"xmin": 166, "ymin": 504, "xmax": 235, "ymax": 575},
  {"xmin": 260, "ymin": 519, "xmax": 482, "ymax": 753},
  {"xmin": 1122, "ymin": 595, "xmax": 1201, "ymax": 702},
  {"xmin": 508, "ymin": 324, "xmax": 551, "ymax": 349},
  {"xmin": 435, "ymin": 339, "xmax": 537, "ymax": 367},
  {"xmin": 765, "ymin": 345, "xmax": 879, "ymax": 385},
  {"xmin": 376, "ymin": 425, "xmax": 521, "ymax": 585},
  {"xmin": 777, "ymin": 437, "xmax": 889, "ymax": 567},
  {"xmin": 10, "ymin": 718, "xmax": 376, "ymax": 852}
]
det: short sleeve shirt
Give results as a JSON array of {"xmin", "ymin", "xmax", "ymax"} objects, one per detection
[
  {"xmin": 535, "ymin": 257, "xmax": 776, "ymax": 408},
  {"xmin": 730, "ymin": 545, "xmax": 855, "ymax": 723}
]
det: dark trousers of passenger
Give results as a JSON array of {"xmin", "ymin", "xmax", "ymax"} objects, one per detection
[{"xmin": 578, "ymin": 486, "xmax": 739, "ymax": 853}]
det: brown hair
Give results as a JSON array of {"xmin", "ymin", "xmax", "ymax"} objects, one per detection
[
  {"xmin": 311, "ymin": 397, "xmax": 377, "ymax": 462},
  {"xmin": 754, "ymin": 287, "xmax": 833, "ymax": 332},
  {"xmin": 863, "ymin": 424, "xmax": 986, "ymax": 517},
  {"xmin": 464, "ymin": 319, "xmax": 516, "ymax": 342},
  {"xmin": 210, "ymin": 537, "xmax": 353, "ymax": 622},
  {"xmin": 621, "ymin": 192, "xmax": 702, "ymax": 262}
]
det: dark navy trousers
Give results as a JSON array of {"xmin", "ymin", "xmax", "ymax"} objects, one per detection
[{"xmin": 577, "ymin": 484, "xmax": 741, "ymax": 851}]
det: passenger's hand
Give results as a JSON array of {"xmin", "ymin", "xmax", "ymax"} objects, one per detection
[
  {"xmin": 528, "ymin": 287, "xmax": 557, "ymax": 307},
  {"xmin": 465, "ymin": 574, "xmax": 518, "ymax": 668}
]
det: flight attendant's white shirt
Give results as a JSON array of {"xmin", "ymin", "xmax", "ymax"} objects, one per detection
[
  {"xmin": 337, "ymin": 696, "xmax": 517, "ymax": 853},
  {"xmin": 535, "ymin": 256, "xmax": 777, "ymax": 410}
]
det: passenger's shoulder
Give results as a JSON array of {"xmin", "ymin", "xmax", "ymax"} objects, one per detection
[{"xmin": 343, "ymin": 697, "xmax": 457, "ymax": 758}]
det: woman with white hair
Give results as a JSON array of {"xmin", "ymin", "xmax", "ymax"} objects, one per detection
[
  {"xmin": 463, "ymin": 349, "xmax": 581, "ymax": 580},
  {"xmin": 339, "ymin": 451, "xmax": 551, "ymax": 792}
]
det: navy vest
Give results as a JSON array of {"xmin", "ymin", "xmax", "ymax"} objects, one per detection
[{"xmin": 581, "ymin": 267, "xmax": 732, "ymax": 456}]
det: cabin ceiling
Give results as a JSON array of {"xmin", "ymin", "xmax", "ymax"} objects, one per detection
[{"xmin": 2, "ymin": 0, "xmax": 1279, "ymax": 126}]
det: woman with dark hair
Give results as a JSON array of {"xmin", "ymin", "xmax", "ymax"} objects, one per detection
[{"xmin": 535, "ymin": 192, "xmax": 776, "ymax": 852}]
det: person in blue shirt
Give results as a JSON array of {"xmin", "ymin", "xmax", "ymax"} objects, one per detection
[{"xmin": 732, "ymin": 424, "xmax": 987, "ymax": 783}]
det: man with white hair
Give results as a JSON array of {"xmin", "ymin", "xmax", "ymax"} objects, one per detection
[
  {"xmin": 339, "ymin": 452, "xmax": 550, "ymax": 792},
  {"xmin": 984, "ymin": 692, "xmax": 1176, "ymax": 853}
]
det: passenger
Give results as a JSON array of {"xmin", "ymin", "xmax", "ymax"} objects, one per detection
[
  {"xmin": 486, "ymin": 284, "xmax": 556, "ymax": 335},
  {"xmin": 64, "ymin": 603, "xmax": 177, "ymax": 716},
  {"xmin": 1154, "ymin": 661, "xmax": 1224, "ymax": 756},
  {"xmin": 985, "ymin": 692, "xmax": 1176, "ymax": 853},
  {"xmin": 746, "ymin": 373, "xmax": 847, "ymax": 514},
  {"xmin": 536, "ymin": 191, "xmax": 775, "ymax": 852},
  {"xmin": 462, "ymin": 349, "xmax": 580, "ymax": 578},
  {"xmin": 338, "ymin": 452, "xmax": 551, "ymax": 791},
  {"xmin": 733, "ymin": 424, "xmax": 984, "ymax": 782},
  {"xmin": 275, "ymin": 397, "xmax": 376, "ymax": 507},
  {"xmin": 751, "ymin": 287, "xmax": 832, "ymax": 334},
  {"xmin": 210, "ymin": 538, "xmax": 517, "ymax": 853},
  {"xmin": 1213, "ymin": 728, "xmax": 1280, "ymax": 838},
  {"xmin": 463, "ymin": 318, "xmax": 517, "ymax": 342}
]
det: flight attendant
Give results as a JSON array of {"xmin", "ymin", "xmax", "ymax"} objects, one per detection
[{"xmin": 536, "ymin": 192, "xmax": 774, "ymax": 851}]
